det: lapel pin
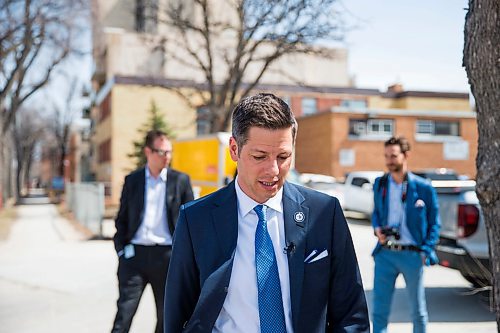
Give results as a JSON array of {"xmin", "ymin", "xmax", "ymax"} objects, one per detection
[{"xmin": 294, "ymin": 211, "xmax": 305, "ymax": 223}]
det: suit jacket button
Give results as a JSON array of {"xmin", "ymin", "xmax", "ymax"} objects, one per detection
[{"xmin": 224, "ymin": 286, "xmax": 229, "ymax": 293}]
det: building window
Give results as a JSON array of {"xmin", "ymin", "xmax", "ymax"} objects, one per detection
[
  {"xmin": 416, "ymin": 120, "xmax": 460, "ymax": 137},
  {"xmin": 99, "ymin": 93, "xmax": 111, "ymax": 123},
  {"xmin": 135, "ymin": 0, "xmax": 158, "ymax": 33},
  {"xmin": 197, "ymin": 107, "xmax": 211, "ymax": 135},
  {"xmin": 340, "ymin": 99, "xmax": 367, "ymax": 109},
  {"xmin": 349, "ymin": 119, "xmax": 393, "ymax": 138},
  {"xmin": 302, "ymin": 98, "xmax": 317, "ymax": 116},
  {"xmin": 368, "ymin": 119, "xmax": 393, "ymax": 135},
  {"xmin": 135, "ymin": 0, "xmax": 145, "ymax": 32},
  {"xmin": 416, "ymin": 120, "xmax": 433, "ymax": 134},
  {"xmin": 351, "ymin": 177, "xmax": 370, "ymax": 188},
  {"xmin": 98, "ymin": 139, "xmax": 111, "ymax": 163}
]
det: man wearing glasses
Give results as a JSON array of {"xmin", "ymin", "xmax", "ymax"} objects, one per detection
[{"xmin": 112, "ymin": 130, "xmax": 194, "ymax": 333}]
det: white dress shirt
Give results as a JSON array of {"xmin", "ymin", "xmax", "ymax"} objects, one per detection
[
  {"xmin": 213, "ymin": 177, "xmax": 293, "ymax": 333},
  {"xmin": 131, "ymin": 167, "xmax": 172, "ymax": 245},
  {"xmin": 387, "ymin": 175, "xmax": 416, "ymax": 245}
]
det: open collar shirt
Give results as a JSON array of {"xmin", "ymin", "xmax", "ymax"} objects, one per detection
[{"xmin": 131, "ymin": 166, "xmax": 172, "ymax": 245}]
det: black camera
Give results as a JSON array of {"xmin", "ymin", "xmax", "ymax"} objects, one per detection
[{"xmin": 381, "ymin": 226, "xmax": 401, "ymax": 240}]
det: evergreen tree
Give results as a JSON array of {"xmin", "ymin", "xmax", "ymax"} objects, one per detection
[{"xmin": 128, "ymin": 101, "xmax": 175, "ymax": 168}]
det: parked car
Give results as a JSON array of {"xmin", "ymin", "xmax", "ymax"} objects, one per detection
[
  {"xmin": 413, "ymin": 168, "xmax": 460, "ymax": 181},
  {"xmin": 298, "ymin": 173, "xmax": 344, "ymax": 205},
  {"xmin": 331, "ymin": 171, "xmax": 383, "ymax": 217}
]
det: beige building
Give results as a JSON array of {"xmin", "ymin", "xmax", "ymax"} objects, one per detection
[{"xmin": 92, "ymin": 1, "xmax": 351, "ymax": 88}]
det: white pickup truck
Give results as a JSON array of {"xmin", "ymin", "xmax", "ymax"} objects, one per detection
[
  {"xmin": 430, "ymin": 179, "xmax": 491, "ymax": 287},
  {"xmin": 330, "ymin": 171, "xmax": 383, "ymax": 217},
  {"xmin": 412, "ymin": 169, "xmax": 491, "ymax": 287}
]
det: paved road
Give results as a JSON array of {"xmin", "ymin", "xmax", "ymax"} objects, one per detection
[{"xmin": 0, "ymin": 203, "xmax": 496, "ymax": 332}]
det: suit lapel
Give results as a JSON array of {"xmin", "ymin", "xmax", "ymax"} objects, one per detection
[
  {"xmin": 136, "ymin": 169, "xmax": 146, "ymax": 222},
  {"xmin": 211, "ymin": 182, "xmax": 239, "ymax": 261},
  {"xmin": 164, "ymin": 169, "xmax": 177, "ymax": 233},
  {"xmin": 405, "ymin": 173, "xmax": 417, "ymax": 227},
  {"xmin": 166, "ymin": 169, "xmax": 176, "ymax": 208},
  {"xmin": 283, "ymin": 182, "xmax": 307, "ymax": 331}
]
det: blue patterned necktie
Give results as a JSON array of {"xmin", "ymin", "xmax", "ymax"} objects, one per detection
[{"xmin": 254, "ymin": 204, "xmax": 287, "ymax": 333}]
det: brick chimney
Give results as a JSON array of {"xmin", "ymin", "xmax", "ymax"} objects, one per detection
[{"xmin": 387, "ymin": 83, "xmax": 404, "ymax": 93}]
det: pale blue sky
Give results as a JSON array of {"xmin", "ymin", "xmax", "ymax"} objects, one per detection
[{"xmin": 342, "ymin": 0, "xmax": 470, "ymax": 92}]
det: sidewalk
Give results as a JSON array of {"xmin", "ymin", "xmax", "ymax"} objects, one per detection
[{"xmin": 0, "ymin": 203, "xmax": 156, "ymax": 333}]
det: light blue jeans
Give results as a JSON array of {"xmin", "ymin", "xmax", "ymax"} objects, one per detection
[{"xmin": 372, "ymin": 248, "xmax": 428, "ymax": 333}]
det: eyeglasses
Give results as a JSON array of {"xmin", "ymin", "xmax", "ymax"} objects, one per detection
[{"xmin": 149, "ymin": 147, "xmax": 172, "ymax": 157}]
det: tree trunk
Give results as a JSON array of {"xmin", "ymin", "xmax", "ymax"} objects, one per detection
[
  {"xmin": 1, "ymin": 127, "xmax": 15, "ymax": 202},
  {"xmin": 0, "ymin": 127, "xmax": 5, "ymax": 206},
  {"xmin": 59, "ymin": 143, "xmax": 65, "ymax": 177},
  {"xmin": 24, "ymin": 149, "xmax": 33, "ymax": 191},
  {"xmin": 463, "ymin": 0, "xmax": 500, "ymax": 330},
  {"xmin": 15, "ymin": 156, "xmax": 22, "ymax": 201}
]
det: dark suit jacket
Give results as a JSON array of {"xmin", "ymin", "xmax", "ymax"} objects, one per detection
[
  {"xmin": 113, "ymin": 167, "xmax": 194, "ymax": 254},
  {"xmin": 164, "ymin": 181, "xmax": 369, "ymax": 333}
]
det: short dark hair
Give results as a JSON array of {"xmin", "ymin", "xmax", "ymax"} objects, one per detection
[
  {"xmin": 385, "ymin": 136, "xmax": 410, "ymax": 154},
  {"xmin": 144, "ymin": 130, "xmax": 168, "ymax": 148},
  {"xmin": 231, "ymin": 93, "xmax": 297, "ymax": 149}
]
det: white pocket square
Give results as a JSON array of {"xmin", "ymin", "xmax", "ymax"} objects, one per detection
[
  {"xmin": 305, "ymin": 249, "xmax": 328, "ymax": 263},
  {"xmin": 415, "ymin": 199, "xmax": 425, "ymax": 208}
]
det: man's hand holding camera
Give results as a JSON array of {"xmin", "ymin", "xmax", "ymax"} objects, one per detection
[
  {"xmin": 374, "ymin": 227, "xmax": 387, "ymax": 245},
  {"xmin": 375, "ymin": 226, "xmax": 401, "ymax": 244}
]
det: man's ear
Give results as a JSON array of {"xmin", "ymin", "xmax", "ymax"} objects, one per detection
[{"xmin": 229, "ymin": 137, "xmax": 239, "ymax": 162}]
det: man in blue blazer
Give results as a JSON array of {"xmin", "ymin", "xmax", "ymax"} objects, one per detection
[
  {"xmin": 164, "ymin": 93, "xmax": 369, "ymax": 333},
  {"xmin": 371, "ymin": 136, "xmax": 440, "ymax": 333}
]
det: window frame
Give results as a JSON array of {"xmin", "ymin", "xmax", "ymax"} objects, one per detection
[
  {"xmin": 416, "ymin": 119, "xmax": 460, "ymax": 139},
  {"xmin": 349, "ymin": 118, "xmax": 394, "ymax": 140},
  {"xmin": 301, "ymin": 97, "xmax": 317, "ymax": 116}
]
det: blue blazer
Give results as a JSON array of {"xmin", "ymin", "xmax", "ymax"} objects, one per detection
[
  {"xmin": 371, "ymin": 172, "xmax": 440, "ymax": 264},
  {"xmin": 164, "ymin": 181, "xmax": 369, "ymax": 333}
]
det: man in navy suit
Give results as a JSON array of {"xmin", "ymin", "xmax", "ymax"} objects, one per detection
[
  {"xmin": 164, "ymin": 93, "xmax": 369, "ymax": 333},
  {"xmin": 112, "ymin": 130, "xmax": 194, "ymax": 333}
]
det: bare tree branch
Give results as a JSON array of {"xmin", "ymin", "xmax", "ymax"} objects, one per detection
[
  {"xmin": 149, "ymin": 0, "xmax": 345, "ymax": 133},
  {"xmin": 12, "ymin": 106, "xmax": 47, "ymax": 199},
  {"xmin": 0, "ymin": 0, "xmax": 88, "ymax": 134}
]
